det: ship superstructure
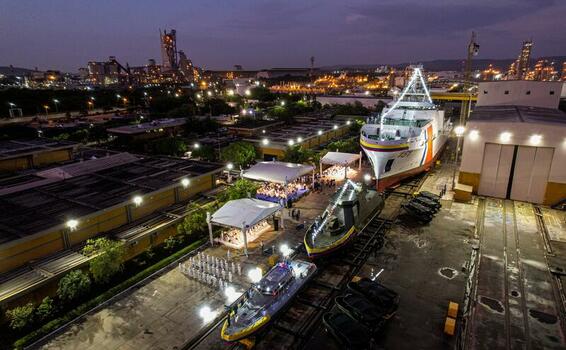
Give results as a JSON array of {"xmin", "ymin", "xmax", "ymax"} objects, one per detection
[{"xmin": 360, "ymin": 67, "xmax": 450, "ymax": 190}]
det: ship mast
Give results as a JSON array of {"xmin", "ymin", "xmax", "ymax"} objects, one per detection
[{"xmin": 380, "ymin": 67, "xmax": 432, "ymax": 140}]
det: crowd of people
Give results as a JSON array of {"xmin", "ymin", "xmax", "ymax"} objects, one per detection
[
  {"xmin": 219, "ymin": 220, "xmax": 271, "ymax": 247},
  {"xmin": 321, "ymin": 165, "xmax": 357, "ymax": 181},
  {"xmin": 256, "ymin": 180, "xmax": 310, "ymax": 206}
]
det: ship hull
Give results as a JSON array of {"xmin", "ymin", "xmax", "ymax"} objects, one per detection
[{"xmin": 361, "ymin": 124, "xmax": 448, "ymax": 191}]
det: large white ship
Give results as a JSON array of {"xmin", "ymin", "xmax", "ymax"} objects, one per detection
[{"xmin": 360, "ymin": 67, "xmax": 451, "ymax": 190}]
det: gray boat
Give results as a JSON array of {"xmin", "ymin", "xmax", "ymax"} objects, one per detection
[
  {"xmin": 221, "ymin": 259, "xmax": 317, "ymax": 342},
  {"xmin": 304, "ymin": 180, "xmax": 383, "ymax": 258}
]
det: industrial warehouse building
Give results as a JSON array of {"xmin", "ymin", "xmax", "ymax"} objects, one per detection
[
  {"xmin": 458, "ymin": 81, "xmax": 566, "ymax": 205},
  {"xmin": 0, "ymin": 139, "xmax": 77, "ymax": 172},
  {"xmin": 242, "ymin": 116, "xmax": 351, "ymax": 160},
  {"xmin": 0, "ymin": 152, "xmax": 223, "ymax": 307}
]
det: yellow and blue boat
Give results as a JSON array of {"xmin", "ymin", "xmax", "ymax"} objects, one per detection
[{"xmin": 221, "ymin": 259, "xmax": 316, "ymax": 342}]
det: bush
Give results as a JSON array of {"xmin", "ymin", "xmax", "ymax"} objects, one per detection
[
  {"xmin": 6, "ymin": 303, "xmax": 35, "ymax": 331},
  {"xmin": 36, "ymin": 297, "xmax": 54, "ymax": 322},
  {"xmin": 83, "ymin": 238, "xmax": 125, "ymax": 284},
  {"xmin": 218, "ymin": 178, "xmax": 259, "ymax": 204},
  {"xmin": 57, "ymin": 270, "xmax": 91, "ymax": 302},
  {"xmin": 220, "ymin": 141, "xmax": 257, "ymax": 168},
  {"xmin": 177, "ymin": 203, "xmax": 207, "ymax": 236},
  {"xmin": 13, "ymin": 239, "xmax": 205, "ymax": 349}
]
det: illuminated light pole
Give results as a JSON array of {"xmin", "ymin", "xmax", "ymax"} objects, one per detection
[
  {"xmin": 52, "ymin": 99, "xmax": 60, "ymax": 113},
  {"xmin": 132, "ymin": 195, "xmax": 143, "ymax": 207},
  {"xmin": 452, "ymin": 125, "xmax": 466, "ymax": 189},
  {"xmin": 227, "ymin": 163, "xmax": 234, "ymax": 183},
  {"xmin": 181, "ymin": 178, "xmax": 190, "ymax": 188},
  {"xmin": 43, "ymin": 105, "xmax": 50, "ymax": 117}
]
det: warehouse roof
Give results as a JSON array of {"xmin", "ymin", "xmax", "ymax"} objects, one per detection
[
  {"xmin": 469, "ymin": 105, "xmax": 566, "ymax": 125},
  {"xmin": 107, "ymin": 118, "xmax": 186, "ymax": 135},
  {"xmin": 0, "ymin": 155, "xmax": 224, "ymax": 243},
  {"xmin": 0, "ymin": 139, "xmax": 76, "ymax": 160}
]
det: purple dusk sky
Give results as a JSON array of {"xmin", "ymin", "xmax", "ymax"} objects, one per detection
[{"xmin": 1, "ymin": 0, "xmax": 565, "ymax": 72}]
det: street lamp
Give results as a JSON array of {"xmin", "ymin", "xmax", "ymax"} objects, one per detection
[
  {"xmin": 262, "ymin": 138, "xmax": 269, "ymax": 146},
  {"xmin": 226, "ymin": 163, "xmax": 234, "ymax": 183},
  {"xmin": 364, "ymin": 173, "xmax": 372, "ymax": 182},
  {"xmin": 8, "ymin": 102, "xmax": 16, "ymax": 108},
  {"xmin": 181, "ymin": 178, "xmax": 190, "ymax": 188},
  {"xmin": 194, "ymin": 143, "xmax": 200, "ymax": 149},
  {"xmin": 53, "ymin": 99, "xmax": 60, "ymax": 113}
]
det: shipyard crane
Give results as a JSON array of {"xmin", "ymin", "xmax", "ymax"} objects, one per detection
[{"xmin": 459, "ymin": 32, "xmax": 479, "ymax": 124}]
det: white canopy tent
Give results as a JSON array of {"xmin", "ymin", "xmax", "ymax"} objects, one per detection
[
  {"xmin": 320, "ymin": 151, "xmax": 362, "ymax": 179},
  {"xmin": 208, "ymin": 198, "xmax": 283, "ymax": 255},
  {"xmin": 242, "ymin": 161, "xmax": 314, "ymax": 184}
]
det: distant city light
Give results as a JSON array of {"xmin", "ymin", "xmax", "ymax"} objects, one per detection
[
  {"xmin": 207, "ymin": 91, "xmax": 212, "ymax": 96},
  {"xmin": 280, "ymin": 101, "xmax": 286, "ymax": 106},
  {"xmin": 346, "ymin": 120, "xmax": 351, "ymax": 125},
  {"xmin": 181, "ymin": 178, "xmax": 190, "ymax": 188},
  {"xmin": 364, "ymin": 90, "xmax": 370, "ymax": 95},
  {"xmin": 245, "ymin": 89, "xmax": 251, "ymax": 96},
  {"xmin": 227, "ymin": 89, "xmax": 234, "ymax": 96}
]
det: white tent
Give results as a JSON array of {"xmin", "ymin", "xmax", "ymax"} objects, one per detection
[
  {"xmin": 209, "ymin": 198, "xmax": 282, "ymax": 255},
  {"xmin": 243, "ymin": 161, "xmax": 314, "ymax": 184},
  {"xmin": 321, "ymin": 152, "xmax": 361, "ymax": 166},
  {"xmin": 210, "ymin": 198, "xmax": 281, "ymax": 228}
]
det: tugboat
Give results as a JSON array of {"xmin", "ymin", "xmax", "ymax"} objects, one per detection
[
  {"xmin": 221, "ymin": 259, "xmax": 317, "ymax": 342},
  {"xmin": 360, "ymin": 66, "xmax": 451, "ymax": 190},
  {"xmin": 304, "ymin": 180, "xmax": 383, "ymax": 258}
]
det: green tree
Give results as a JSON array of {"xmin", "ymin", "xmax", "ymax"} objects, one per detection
[
  {"xmin": 177, "ymin": 202, "xmax": 207, "ymax": 236},
  {"xmin": 6, "ymin": 303, "xmax": 35, "ymax": 331},
  {"xmin": 282, "ymin": 145, "xmax": 315, "ymax": 164},
  {"xmin": 57, "ymin": 270, "xmax": 91, "ymax": 302},
  {"xmin": 36, "ymin": 297, "xmax": 54, "ymax": 322},
  {"xmin": 250, "ymin": 86, "xmax": 275, "ymax": 102},
  {"xmin": 149, "ymin": 137, "xmax": 187, "ymax": 156},
  {"xmin": 191, "ymin": 144, "xmax": 216, "ymax": 161},
  {"xmin": 218, "ymin": 178, "xmax": 259, "ymax": 203},
  {"xmin": 326, "ymin": 137, "xmax": 360, "ymax": 154},
  {"xmin": 83, "ymin": 238, "xmax": 125, "ymax": 284},
  {"xmin": 220, "ymin": 141, "xmax": 257, "ymax": 167},
  {"xmin": 349, "ymin": 119, "xmax": 365, "ymax": 134}
]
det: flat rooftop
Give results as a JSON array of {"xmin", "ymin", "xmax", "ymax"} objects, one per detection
[
  {"xmin": 107, "ymin": 118, "xmax": 186, "ymax": 135},
  {"xmin": 245, "ymin": 116, "xmax": 347, "ymax": 145},
  {"xmin": 0, "ymin": 155, "xmax": 224, "ymax": 243},
  {"xmin": 0, "ymin": 139, "xmax": 76, "ymax": 160},
  {"xmin": 469, "ymin": 105, "xmax": 566, "ymax": 125}
]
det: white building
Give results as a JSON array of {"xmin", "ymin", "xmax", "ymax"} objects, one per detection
[{"xmin": 459, "ymin": 81, "xmax": 566, "ymax": 205}]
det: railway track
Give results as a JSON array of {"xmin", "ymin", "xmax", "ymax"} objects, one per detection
[{"xmin": 183, "ymin": 173, "xmax": 429, "ymax": 350}]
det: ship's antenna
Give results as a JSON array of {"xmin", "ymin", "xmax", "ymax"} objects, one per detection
[{"xmin": 380, "ymin": 67, "xmax": 431, "ymax": 139}]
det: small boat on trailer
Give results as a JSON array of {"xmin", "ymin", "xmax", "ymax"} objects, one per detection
[{"xmin": 220, "ymin": 259, "xmax": 317, "ymax": 342}]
